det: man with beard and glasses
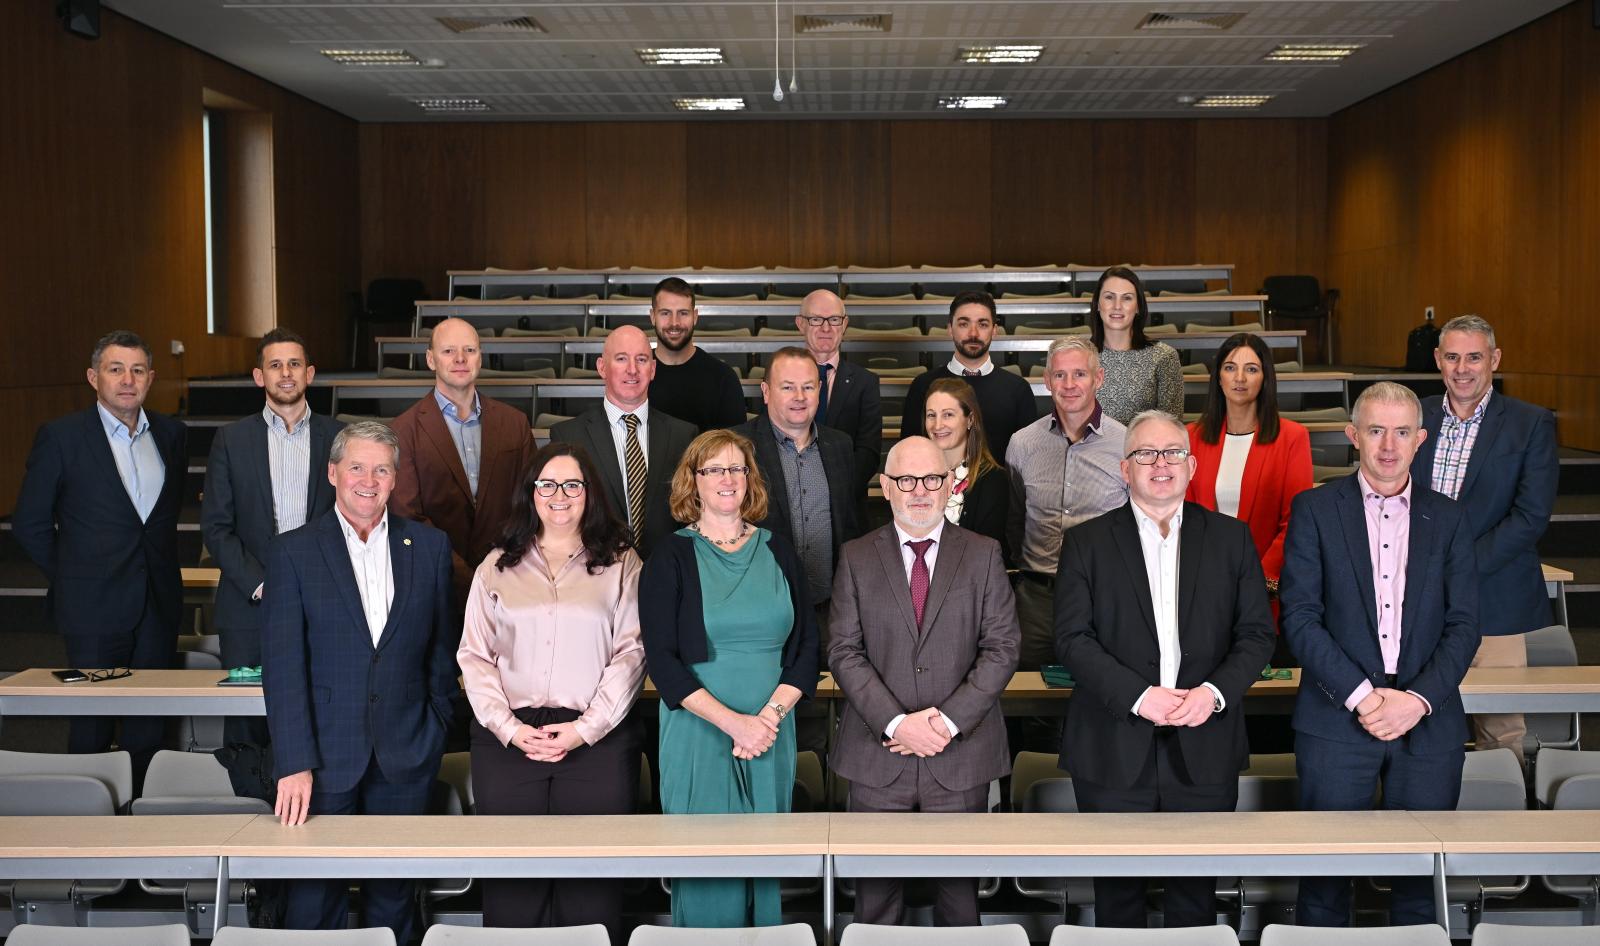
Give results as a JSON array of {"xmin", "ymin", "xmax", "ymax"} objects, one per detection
[
  {"xmin": 899, "ymin": 290, "xmax": 1038, "ymax": 460},
  {"xmin": 646, "ymin": 277, "xmax": 747, "ymax": 432},
  {"xmin": 202, "ymin": 328, "xmax": 344, "ymax": 752}
]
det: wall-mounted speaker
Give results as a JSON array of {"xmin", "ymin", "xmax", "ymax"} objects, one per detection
[{"xmin": 57, "ymin": 0, "xmax": 101, "ymax": 39}]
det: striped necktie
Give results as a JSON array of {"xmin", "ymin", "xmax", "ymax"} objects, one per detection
[{"xmin": 622, "ymin": 413, "xmax": 647, "ymax": 544}]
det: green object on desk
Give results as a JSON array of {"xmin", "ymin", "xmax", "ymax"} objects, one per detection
[
  {"xmin": 1259, "ymin": 667, "xmax": 1293, "ymax": 680},
  {"xmin": 226, "ymin": 667, "xmax": 262, "ymax": 682},
  {"xmin": 1040, "ymin": 665, "xmax": 1075, "ymax": 688}
]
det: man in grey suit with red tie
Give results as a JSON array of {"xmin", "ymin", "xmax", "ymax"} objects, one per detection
[{"xmin": 829, "ymin": 436, "xmax": 1020, "ymax": 927}]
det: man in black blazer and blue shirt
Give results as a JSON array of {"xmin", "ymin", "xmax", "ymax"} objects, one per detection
[
  {"xmin": 262, "ymin": 421, "xmax": 457, "ymax": 939},
  {"xmin": 1412, "ymin": 315, "xmax": 1558, "ymax": 761},
  {"xmin": 1282, "ymin": 382, "xmax": 1480, "ymax": 927},
  {"xmin": 1054, "ymin": 410, "xmax": 1275, "ymax": 929},
  {"xmin": 14, "ymin": 330, "xmax": 187, "ymax": 786},
  {"xmin": 798, "ymin": 290, "xmax": 881, "ymax": 511},
  {"xmin": 201, "ymin": 328, "xmax": 342, "ymax": 750}
]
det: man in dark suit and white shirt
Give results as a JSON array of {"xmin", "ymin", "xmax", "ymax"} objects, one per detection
[
  {"xmin": 550, "ymin": 325, "xmax": 696, "ymax": 559},
  {"xmin": 829, "ymin": 435, "xmax": 1019, "ymax": 926},
  {"xmin": 1054, "ymin": 409, "xmax": 1275, "ymax": 929},
  {"xmin": 201, "ymin": 328, "xmax": 343, "ymax": 750},
  {"xmin": 1282, "ymin": 382, "xmax": 1480, "ymax": 927},
  {"xmin": 1412, "ymin": 315, "xmax": 1558, "ymax": 761},
  {"xmin": 14, "ymin": 330, "xmax": 187, "ymax": 788},
  {"xmin": 262, "ymin": 421, "xmax": 458, "ymax": 939},
  {"xmin": 798, "ymin": 289, "xmax": 881, "ymax": 506}
]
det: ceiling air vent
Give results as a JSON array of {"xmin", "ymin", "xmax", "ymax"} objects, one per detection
[
  {"xmin": 436, "ymin": 16, "xmax": 547, "ymax": 34},
  {"xmin": 795, "ymin": 13, "xmax": 892, "ymax": 34},
  {"xmin": 1135, "ymin": 11, "xmax": 1246, "ymax": 31}
]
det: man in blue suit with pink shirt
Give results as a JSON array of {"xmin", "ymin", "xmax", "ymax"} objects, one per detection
[
  {"xmin": 262, "ymin": 420, "xmax": 458, "ymax": 939},
  {"xmin": 1281, "ymin": 381, "xmax": 1480, "ymax": 928}
]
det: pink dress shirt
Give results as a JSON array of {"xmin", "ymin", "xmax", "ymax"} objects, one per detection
[
  {"xmin": 1344, "ymin": 471, "xmax": 1430, "ymax": 715},
  {"xmin": 457, "ymin": 545, "xmax": 646, "ymax": 748}
]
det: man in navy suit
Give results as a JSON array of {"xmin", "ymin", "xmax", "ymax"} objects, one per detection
[
  {"xmin": 202, "ymin": 328, "xmax": 343, "ymax": 750},
  {"xmin": 13, "ymin": 330, "xmax": 187, "ymax": 786},
  {"xmin": 1412, "ymin": 315, "xmax": 1558, "ymax": 761},
  {"xmin": 262, "ymin": 421, "xmax": 457, "ymax": 939},
  {"xmin": 797, "ymin": 290, "xmax": 882, "ymax": 513},
  {"xmin": 1282, "ymin": 382, "xmax": 1480, "ymax": 927}
]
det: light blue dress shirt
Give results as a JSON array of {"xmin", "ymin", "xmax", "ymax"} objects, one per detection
[
  {"xmin": 434, "ymin": 388, "xmax": 483, "ymax": 498},
  {"xmin": 97, "ymin": 402, "xmax": 165, "ymax": 523}
]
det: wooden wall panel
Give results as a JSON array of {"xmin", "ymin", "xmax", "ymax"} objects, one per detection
[
  {"xmin": 360, "ymin": 124, "xmax": 486, "ymax": 299},
  {"xmin": 787, "ymin": 120, "xmax": 892, "ymax": 267},
  {"xmin": 685, "ymin": 122, "xmax": 791, "ymax": 268},
  {"xmin": 584, "ymin": 123, "xmax": 687, "ymax": 268},
  {"xmin": 990, "ymin": 122, "xmax": 1096, "ymax": 267},
  {"xmin": 1329, "ymin": 0, "xmax": 1598, "ymax": 448},
  {"xmin": 482, "ymin": 124, "xmax": 588, "ymax": 270},
  {"xmin": 0, "ymin": 5, "xmax": 359, "ymax": 512},
  {"xmin": 888, "ymin": 121, "xmax": 993, "ymax": 265},
  {"xmin": 1093, "ymin": 121, "xmax": 1197, "ymax": 267}
]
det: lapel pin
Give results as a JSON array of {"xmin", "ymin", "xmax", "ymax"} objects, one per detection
[{"xmin": 403, "ymin": 538, "xmax": 412, "ymax": 546}]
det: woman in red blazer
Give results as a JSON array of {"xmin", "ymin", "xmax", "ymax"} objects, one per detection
[{"xmin": 1186, "ymin": 333, "xmax": 1313, "ymax": 647}]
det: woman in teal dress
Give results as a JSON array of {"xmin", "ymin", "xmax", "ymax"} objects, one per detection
[{"xmin": 640, "ymin": 429, "xmax": 820, "ymax": 928}]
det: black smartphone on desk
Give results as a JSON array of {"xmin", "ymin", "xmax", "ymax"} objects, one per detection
[{"xmin": 52, "ymin": 669, "xmax": 88, "ymax": 683}]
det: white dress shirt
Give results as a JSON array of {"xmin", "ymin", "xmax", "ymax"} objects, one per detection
[
  {"xmin": 946, "ymin": 355, "xmax": 994, "ymax": 376},
  {"xmin": 602, "ymin": 398, "xmax": 650, "ymax": 526},
  {"xmin": 882, "ymin": 519, "xmax": 961, "ymax": 740},
  {"xmin": 335, "ymin": 509, "xmax": 394, "ymax": 647},
  {"xmin": 1128, "ymin": 501, "xmax": 1223, "ymax": 716},
  {"xmin": 1214, "ymin": 433, "xmax": 1253, "ymax": 518},
  {"xmin": 97, "ymin": 403, "xmax": 165, "ymax": 523}
]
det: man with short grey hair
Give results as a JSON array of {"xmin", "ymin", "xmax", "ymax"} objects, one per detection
[
  {"xmin": 1006, "ymin": 335, "xmax": 1128, "ymax": 670},
  {"xmin": 1412, "ymin": 314, "xmax": 1557, "ymax": 761},
  {"xmin": 263, "ymin": 419, "xmax": 459, "ymax": 940}
]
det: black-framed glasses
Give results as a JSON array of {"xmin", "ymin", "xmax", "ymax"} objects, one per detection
[
  {"xmin": 533, "ymin": 479, "xmax": 586, "ymax": 498},
  {"xmin": 886, "ymin": 473, "xmax": 948, "ymax": 492},
  {"xmin": 802, "ymin": 315, "xmax": 846, "ymax": 327},
  {"xmin": 87, "ymin": 668, "xmax": 132, "ymax": 683},
  {"xmin": 695, "ymin": 465, "xmax": 750, "ymax": 478},
  {"xmin": 1125, "ymin": 448, "xmax": 1191, "ymax": 466}
]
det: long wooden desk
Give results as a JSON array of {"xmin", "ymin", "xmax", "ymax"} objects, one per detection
[
  {"xmin": 1412, "ymin": 810, "xmax": 1600, "ymax": 899},
  {"xmin": 0, "ymin": 814, "xmax": 251, "ymax": 881}
]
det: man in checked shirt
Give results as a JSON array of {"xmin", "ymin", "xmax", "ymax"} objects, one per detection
[
  {"xmin": 1411, "ymin": 315, "xmax": 1559, "ymax": 762},
  {"xmin": 1006, "ymin": 335, "xmax": 1129, "ymax": 672}
]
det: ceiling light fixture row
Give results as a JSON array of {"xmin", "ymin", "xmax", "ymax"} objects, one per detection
[
  {"xmin": 321, "ymin": 48, "xmax": 427, "ymax": 66},
  {"xmin": 957, "ymin": 45, "xmax": 1044, "ymax": 64},
  {"xmin": 674, "ymin": 97, "xmax": 747, "ymax": 111},
  {"xmin": 1264, "ymin": 43, "xmax": 1365, "ymax": 62},
  {"xmin": 412, "ymin": 97, "xmax": 490, "ymax": 113},
  {"xmin": 1192, "ymin": 94, "xmax": 1275, "ymax": 108},
  {"xmin": 637, "ymin": 47, "xmax": 725, "ymax": 66},
  {"xmin": 940, "ymin": 95, "xmax": 1007, "ymax": 110}
]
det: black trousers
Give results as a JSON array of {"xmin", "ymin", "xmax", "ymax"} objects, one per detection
[
  {"xmin": 219, "ymin": 624, "xmax": 271, "ymax": 751},
  {"xmin": 63, "ymin": 603, "xmax": 177, "ymax": 791},
  {"xmin": 848, "ymin": 763, "xmax": 989, "ymax": 927},
  {"xmin": 1074, "ymin": 730, "xmax": 1237, "ymax": 929},
  {"xmin": 470, "ymin": 707, "xmax": 640, "ymax": 944}
]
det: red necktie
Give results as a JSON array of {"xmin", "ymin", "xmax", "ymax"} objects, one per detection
[{"xmin": 907, "ymin": 539, "xmax": 934, "ymax": 628}]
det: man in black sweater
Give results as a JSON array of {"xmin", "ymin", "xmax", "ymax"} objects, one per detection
[
  {"xmin": 900, "ymin": 290, "xmax": 1038, "ymax": 460},
  {"xmin": 646, "ymin": 276, "xmax": 748, "ymax": 432}
]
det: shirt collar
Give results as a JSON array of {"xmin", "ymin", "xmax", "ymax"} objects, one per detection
[
  {"xmin": 433, "ymin": 387, "xmax": 481, "ymax": 424},
  {"xmin": 893, "ymin": 517, "xmax": 947, "ymax": 550},
  {"xmin": 603, "ymin": 397, "xmax": 649, "ymax": 429},
  {"xmin": 1443, "ymin": 385, "xmax": 1492, "ymax": 427},
  {"xmin": 1129, "ymin": 497, "xmax": 1183, "ymax": 539},
  {"xmin": 97, "ymin": 402, "xmax": 149, "ymax": 440},
  {"xmin": 263, "ymin": 401, "xmax": 311, "ymax": 434},
  {"xmin": 815, "ymin": 351, "xmax": 841, "ymax": 371},
  {"xmin": 947, "ymin": 356, "xmax": 994, "ymax": 376},
  {"xmin": 335, "ymin": 507, "xmax": 388, "ymax": 548},
  {"xmin": 1357, "ymin": 469, "xmax": 1413, "ymax": 508},
  {"xmin": 1050, "ymin": 402, "xmax": 1104, "ymax": 440},
  {"xmin": 772, "ymin": 420, "xmax": 817, "ymax": 451}
]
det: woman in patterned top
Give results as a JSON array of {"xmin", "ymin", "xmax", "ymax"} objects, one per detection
[{"xmin": 1088, "ymin": 265, "xmax": 1184, "ymax": 424}]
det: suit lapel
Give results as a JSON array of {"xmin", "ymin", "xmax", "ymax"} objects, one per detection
[
  {"xmin": 249, "ymin": 414, "xmax": 281, "ymax": 531},
  {"xmin": 317, "ymin": 513, "xmax": 373, "ymax": 643},
  {"xmin": 305, "ymin": 415, "xmax": 331, "ymax": 514},
  {"xmin": 752, "ymin": 419, "xmax": 794, "ymax": 537},
  {"xmin": 1176, "ymin": 505, "xmax": 1205, "ymax": 638},
  {"xmin": 1235, "ymin": 434, "xmax": 1267, "ymax": 527},
  {"xmin": 916, "ymin": 525, "xmax": 966, "ymax": 642},
  {"xmin": 645, "ymin": 410, "xmax": 674, "ymax": 502},
  {"xmin": 420, "ymin": 401, "xmax": 474, "ymax": 502},
  {"xmin": 874, "ymin": 527, "xmax": 921, "ymax": 642},
  {"xmin": 1335, "ymin": 476, "xmax": 1381, "ymax": 636},
  {"xmin": 375, "ymin": 518, "xmax": 415, "ymax": 651},
  {"xmin": 826, "ymin": 362, "xmax": 851, "ymax": 426},
  {"xmin": 1110, "ymin": 505, "xmax": 1159, "ymax": 642},
  {"xmin": 1457, "ymin": 394, "xmax": 1503, "ymax": 500},
  {"xmin": 1398, "ymin": 491, "xmax": 1436, "ymax": 656},
  {"xmin": 586, "ymin": 410, "xmax": 627, "ymax": 519},
  {"xmin": 84, "ymin": 409, "xmax": 145, "ymax": 524}
]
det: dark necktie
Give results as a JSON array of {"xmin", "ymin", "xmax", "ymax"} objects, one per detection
[
  {"xmin": 963, "ymin": 369, "xmax": 980, "ymax": 377},
  {"xmin": 817, "ymin": 362, "xmax": 834, "ymax": 422},
  {"xmin": 907, "ymin": 538, "xmax": 934, "ymax": 629},
  {"xmin": 622, "ymin": 413, "xmax": 646, "ymax": 544}
]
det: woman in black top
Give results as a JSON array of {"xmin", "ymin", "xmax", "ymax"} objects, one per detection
[{"xmin": 922, "ymin": 377, "xmax": 1010, "ymax": 562}]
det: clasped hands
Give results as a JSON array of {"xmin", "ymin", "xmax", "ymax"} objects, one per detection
[
  {"xmin": 511, "ymin": 722, "xmax": 587, "ymax": 763},
  {"xmin": 724, "ymin": 704, "xmax": 784, "ymax": 760},
  {"xmin": 1136, "ymin": 686, "xmax": 1216, "ymax": 727},
  {"xmin": 1355, "ymin": 687, "xmax": 1426, "ymax": 742},
  {"xmin": 883, "ymin": 707, "xmax": 951, "ymax": 757}
]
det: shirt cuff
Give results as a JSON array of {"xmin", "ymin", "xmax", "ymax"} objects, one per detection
[
  {"xmin": 1345, "ymin": 679, "xmax": 1375, "ymax": 712},
  {"xmin": 252, "ymin": 583, "xmax": 263, "ymax": 601},
  {"xmin": 1406, "ymin": 690, "xmax": 1433, "ymax": 715},
  {"xmin": 1201, "ymin": 682, "xmax": 1225, "ymax": 711},
  {"xmin": 938, "ymin": 711, "xmax": 960, "ymax": 738},
  {"xmin": 1131, "ymin": 686, "xmax": 1153, "ymax": 716},
  {"xmin": 884, "ymin": 713, "xmax": 906, "ymax": 739}
]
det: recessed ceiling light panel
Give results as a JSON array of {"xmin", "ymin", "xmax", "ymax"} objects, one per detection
[
  {"xmin": 413, "ymin": 97, "xmax": 490, "ymax": 113},
  {"xmin": 321, "ymin": 49, "xmax": 424, "ymax": 66},
  {"xmin": 673, "ymin": 97, "xmax": 746, "ymax": 111},
  {"xmin": 958, "ymin": 45, "xmax": 1044, "ymax": 64},
  {"xmin": 939, "ymin": 95, "xmax": 1007, "ymax": 110},
  {"xmin": 1264, "ymin": 43, "xmax": 1364, "ymax": 62},
  {"xmin": 1193, "ymin": 94, "xmax": 1275, "ymax": 108},
  {"xmin": 638, "ymin": 47, "xmax": 725, "ymax": 66}
]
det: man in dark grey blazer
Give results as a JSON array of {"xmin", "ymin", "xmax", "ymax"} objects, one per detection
[
  {"xmin": 550, "ymin": 325, "xmax": 696, "ymax": 559},
  {"xmin": 201, "ymin": 328, "xmax": 342, "ymax": 749},
  {"xmin": 798, "ymin": 290, "xmax": 881, "ymax": 510},
  {"xmin": 1412, "ymin": 315, "xmax": 1558, "ymax": 761},
  {"xmin": 829, "ymin": 436, "xmax": 1020, "ymax": 927}
]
